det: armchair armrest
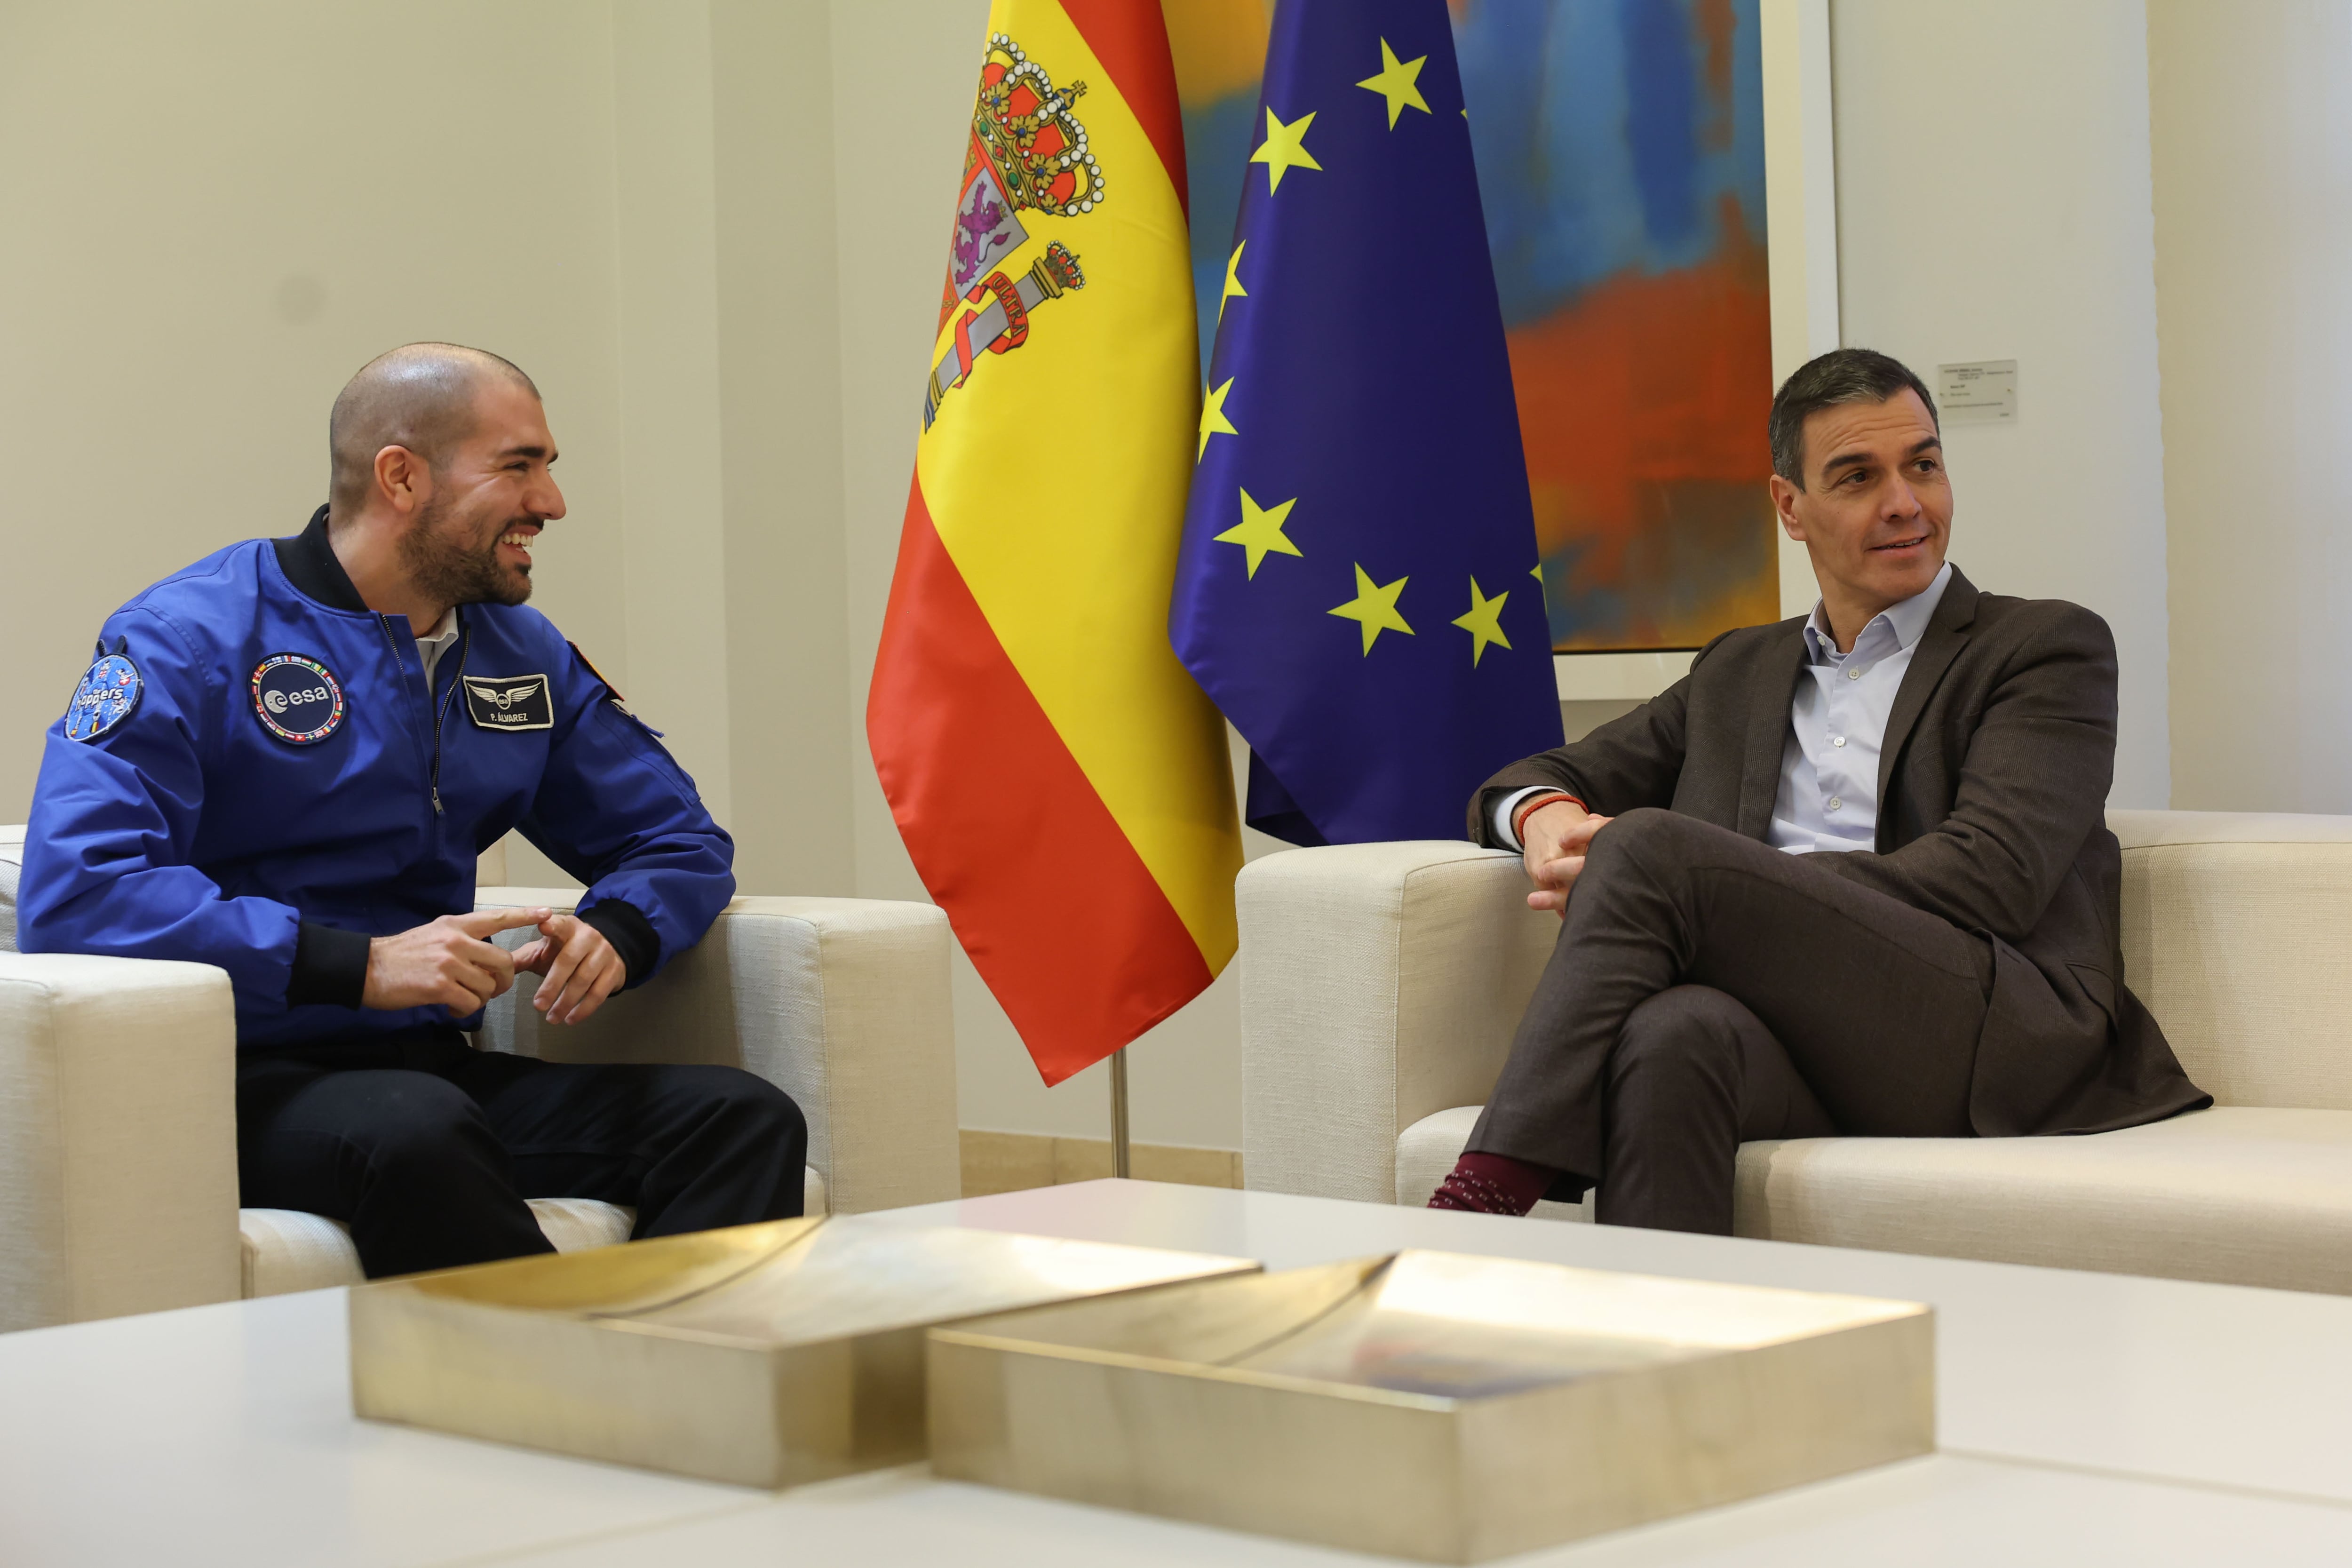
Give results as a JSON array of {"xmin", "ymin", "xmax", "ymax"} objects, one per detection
[
  {"xmin": 474, "ymin": 890, "xmax": 959, "ymax": 1215},
  {"xmin": 1238, "ymin": 842, "xmax": 1556, "ymax": 1205},
  {"xmin": 0, "ymin": 954, "xmax": 239, "ymax": 1331}
]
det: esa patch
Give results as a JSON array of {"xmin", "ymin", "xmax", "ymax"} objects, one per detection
[
  {"xmin": 463, "ymin": 673, "xmax": 553, "ymax": 732},
  {"xmin": 251, "ymin": 654, "xmax": 346, "ymax": 745},
  {"xmin": 64, "ymin": 651, "xmax": 143, "ymax": 742}
]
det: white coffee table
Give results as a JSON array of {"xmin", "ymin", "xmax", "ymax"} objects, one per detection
[{"xmin": 7, "ymin": 1181, "xmax": 2352, "ymax": 1566}]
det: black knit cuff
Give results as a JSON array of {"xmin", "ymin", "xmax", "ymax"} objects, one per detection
[
  {"xmin": 288, "ymin": 921, "xmax": 371, "ymax": 1008},
  {"xmin": 579, "ymin": 900, "xmax": 659, "ymax": 991}
]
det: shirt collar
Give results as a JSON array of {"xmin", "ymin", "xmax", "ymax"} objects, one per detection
[
  {"xmin": 1803, "ymin": 560, "xmax": 1955, "ymax": 663},
  {"xmin": 415, "ymin": 606, "xmax": 460, "ymax": 648},
  {"xmin": 271, "ymin": 504, "xmax": 371, "ymax": 614}
]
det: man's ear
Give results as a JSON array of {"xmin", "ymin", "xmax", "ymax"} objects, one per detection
[
  {"xmin": 372, "ymin": 444, "xmax": 430, "ymax": 518},
  {"xmin": 1768, "ymin": 474, "xmax": 1807, "ymax": 542}
]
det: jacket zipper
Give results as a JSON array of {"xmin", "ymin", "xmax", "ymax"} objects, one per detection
[
  {"xmin": 429, "ymin": 623, "xmax": 471, "ymax": 816},
  {"xmin": 375, "ymin": 614, "xmax": 465, "ymax": 820}
]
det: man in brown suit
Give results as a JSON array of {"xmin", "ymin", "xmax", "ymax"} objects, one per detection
[{"xmin": 1428, "ymin": 348, "xmax": 2207, "ymax": 1231}]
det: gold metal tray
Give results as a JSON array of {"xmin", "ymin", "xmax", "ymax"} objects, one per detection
[
  {"xmin": 928, "ymin": 1249, "xmax": 1933, "ymax": 1562},
  {"xmin": 349, "ymin": 1215, "xmax": 1257, "ymax": 1488}
]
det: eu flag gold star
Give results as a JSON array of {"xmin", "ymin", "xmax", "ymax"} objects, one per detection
[
  {"xmin": 1215, "ymin": 488, "xmax": 1302, "ymax": 579},
  {"xmin": 1357, "ymin": 39, "xmax": 1430, "ymax": 128},
  {"xmin": 1329, "ymin": 563, "xmax": 1414, "ymax": 654},
  {"xmin": 1219, "ymin": 241, "xmax": 1248, "ymax": 321},
  {"xmin": 1251, "ymin": 108, "xmax": 1322, "ymax": 193},
  {"xmin": 1199, "ymin": 377, "xmax": 1238, "ymax": 461},
  {"xmin": 1451, "ymin": 578, "xmax": 1514, "ymax": 666}
]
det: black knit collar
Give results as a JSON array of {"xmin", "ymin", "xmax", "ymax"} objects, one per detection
[{"xmin": 272, "ymin": 504, "xmax": 371, "ymax": 614}]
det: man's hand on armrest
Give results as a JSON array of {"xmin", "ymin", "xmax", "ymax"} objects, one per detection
[
  {"xmin": 511, "ymin": 912, "xmax": 627, "ymax": 1026},
  {"xmin": 1521, "ymin": 800, "xmax": 1613, "ymax": 916},
  {"xmin": 363, "ymin": 908, "xmax": 548, "ymax": 1012}
]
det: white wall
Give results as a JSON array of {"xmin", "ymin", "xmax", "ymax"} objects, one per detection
[
  {"xmin": 712, "ymin": 0, "xmax": 859, "ymax": 899},
  {"xmin": 0, "ymin": 0, "xmax": 632, "ymax": 822},
  {"xmin": 2148, "ymin": 1, "xmax": 2352, "ymax": 813},
  {"xmin": 1829, "ymin": 0, "xmax": 2172, "ymax": 807},
  {"xmin": 611, "ymin": 3, "xmax": 735, "ymax": 835}
]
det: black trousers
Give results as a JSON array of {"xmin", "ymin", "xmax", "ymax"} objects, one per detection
[
  {"xmin": 236, "ymin": 1027, "xmax": 809, "ymax": 1278},
  {"xmin": 1467, "ymin": 808, "xmax": 1993, "ymax": 1234}
]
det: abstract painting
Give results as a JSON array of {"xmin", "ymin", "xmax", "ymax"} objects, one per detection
[{"xmin": 1168, "ymin": 0, "xmax": 1779, "ymax": 652}]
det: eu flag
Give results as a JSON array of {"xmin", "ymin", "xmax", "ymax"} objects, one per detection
[{"xmin": 1169, "ymin": 0, "xmax": 1562, "ymax": 847}]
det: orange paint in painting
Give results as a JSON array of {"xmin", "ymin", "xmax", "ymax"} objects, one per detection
[
  {"xmin": 1510, "ymin": 224, "xmax": 1770, "ymax": 549},
  {"xmin": 1510, "ymin": 203, "xmax": 1778, "ymax": 647},
  {"xmin": 1695, "ymin": 0, "xmax": 1736, "ymax": 147},
  {"xmin": 1163, "ymin": 0, "xmax": 1271, "ymax": 104}
]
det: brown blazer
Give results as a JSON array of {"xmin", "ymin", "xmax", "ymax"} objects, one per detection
[{"xmin": 1472, "ymin": 565, "xmax": 2207, "ymax": 1137}]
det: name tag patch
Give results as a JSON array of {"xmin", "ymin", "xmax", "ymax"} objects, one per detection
[
  {"xmin": 464, "ymin": 673, "xmax": 553, "ymax": 732},
  {"xmin": 64, "ymin": 651, "xmax": 143, "ymax": 742},
  {"xmin": 252, "ymin": 654, "xmax": 345, "ymax": 745}
]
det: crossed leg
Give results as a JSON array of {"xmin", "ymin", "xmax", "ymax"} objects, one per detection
[{"xmin": 1462, "ymin": 808, "xmax": 1991, "ymax": 1232}]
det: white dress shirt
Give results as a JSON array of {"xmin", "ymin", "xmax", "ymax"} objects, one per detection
[
  {"xmin": 1765, "ymin": 561, "xmax": 1951, "ymax": 853},
  {"xmin": 1493, "ymin": 562, "xmax": 1955, "ymax": 857}
]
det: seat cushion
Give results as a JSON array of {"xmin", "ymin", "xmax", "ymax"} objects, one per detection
[
  {"xmin": 523, "ymin": 1196, "xmax": 640, "ymax": 1256},
  {"xmin": 1399, "ymin": 1105, "xmax": 2352, "ymax": 1294},
  {"xmin": 238, "ymin": 1164, "xmax": 830, "ymax": 1297},
  {"xmin": 237, "ymin": 1208, "xmax": 371, "ymax": 1298},
  {"xmin": 1735, "ymin": 1106, "xmax": 2352, "ymax": 1294}
]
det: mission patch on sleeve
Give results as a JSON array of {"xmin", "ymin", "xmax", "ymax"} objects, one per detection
[{"xmin": 64, "ymin": 650, "xmax": 143, "ymax": 742}]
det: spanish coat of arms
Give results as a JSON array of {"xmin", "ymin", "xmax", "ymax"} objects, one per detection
[{"xmin": 923, "ymin": 32, "xmax": 1102, "ymax": 429}]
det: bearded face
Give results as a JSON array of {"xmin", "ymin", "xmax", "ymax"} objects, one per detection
[{"xmin": 397, "ymin": 481, "xmax": 537, "ymax": 609}]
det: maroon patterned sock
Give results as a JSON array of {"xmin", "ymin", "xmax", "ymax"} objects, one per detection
[{"xmin": 1427, "ymin": 1151, "xmax": 1556, "ymax": 1216}]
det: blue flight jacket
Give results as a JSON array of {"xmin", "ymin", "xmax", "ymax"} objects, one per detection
[{"xmin": 18, "ymin": 507, "xmax": 735, "ymax": 1048}]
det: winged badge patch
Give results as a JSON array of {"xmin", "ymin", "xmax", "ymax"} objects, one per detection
[{"xmin": 463, "ymin": 673, "xmax": 553, "ymax": 732}]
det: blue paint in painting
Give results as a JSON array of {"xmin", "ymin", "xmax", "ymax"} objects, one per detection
[
  {"xmin": 1454, "ymin": 0, "xmax": 1766, "ymax": 326},
  {"xmin": 1184, "ymin": 91, "xmax": 1262, "ymax": 377},
  {"xmin": 1621, "ymin": 0, "xmax": 1701, "ymax": 249},
  {"xmin": 1182, "ymin": 2, "xmax": 1768, "ymax": 347},
  {"xmin": 1549, "ymin": 538, "xmax": 1629, "ymax": 648}
]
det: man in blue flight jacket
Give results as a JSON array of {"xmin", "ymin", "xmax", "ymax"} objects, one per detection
[{"xmin": 18, "ymin": 342, "xmax": 807, "ymax": 1278}]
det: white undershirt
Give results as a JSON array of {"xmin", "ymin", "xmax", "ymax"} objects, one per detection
[{"xmin": 415, "ymin": 607, "xmax": 460, "ymax": 688}]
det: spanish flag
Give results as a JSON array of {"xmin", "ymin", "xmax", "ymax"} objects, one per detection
[{"xmin": 868, "ymin": 0, "xmax": 1242, "ymax": 1086}]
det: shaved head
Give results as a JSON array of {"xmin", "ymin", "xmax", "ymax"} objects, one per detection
[{"xmin": 328, "ymin": 342, "xmax": 540, "ymax": 518}]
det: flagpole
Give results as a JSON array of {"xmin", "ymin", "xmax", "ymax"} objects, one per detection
[{"xmin": 1110, "ymin": 1047, "xmax": 1133, "ymax": 1178}]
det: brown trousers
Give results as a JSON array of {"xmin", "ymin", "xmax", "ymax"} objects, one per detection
[{"xmin": 1466, "ymin": 808, "xmax": 1993, "ymax": 1233}]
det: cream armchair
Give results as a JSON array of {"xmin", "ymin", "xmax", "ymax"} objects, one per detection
[
  {"xmin": 0, "ymin": 827, "xmax": 959, "ymax": 1332},
  {"xmin": 1240, "ymin": 811, "xmax": 2352, "ymax": 1295}
]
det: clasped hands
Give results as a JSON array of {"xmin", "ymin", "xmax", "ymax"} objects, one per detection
[
  {"xmin": 1519, "ymin": 799, "xmax": 1615, "ymax": 916},
  {"xmin": 361, "ymin": 908, "xmax": 626, "ymax": 1025}
]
